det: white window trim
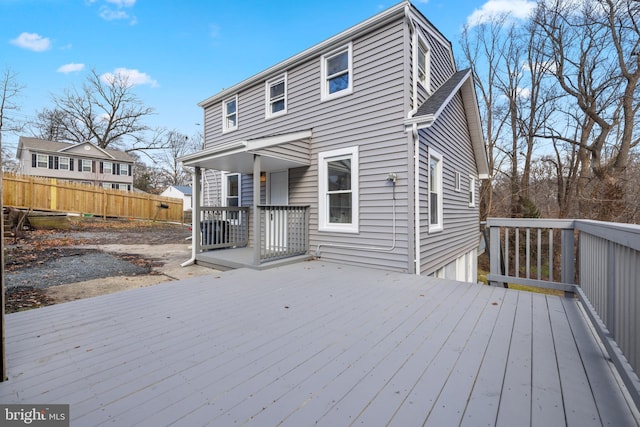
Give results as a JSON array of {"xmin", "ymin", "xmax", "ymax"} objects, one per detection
[
  {"xmin": 221, "ymin": 172, "xmax": 242, "ymax": 223},
  {"xmin": 222, "ymin": 95, "xmax": 238, "ymax": 133},
  {"xmin": 428, "ymin": 149, "xmax": 443, "ymax": 233},
  {"xmin": 37, "ymin": 154, "xmax": 48, "ymax": 168},
  {"xmin": 320, "ymin": 43, "xmax": 353, "ymax": 102},
  {"xmin": 469, "ymin": 175, "xmax": 477, "ymax": 207},
  {"xmin": 318, "ymin": 146, "xmax": 359, "ymax": 233},
  {"xmin": 119, "ymin": 164, "xmax": 129, "ymax": 175},
  {"xmin": 103, "ymin": 161, "xmax": 113, "ymax": 174},
  {"xmin": 59, "ymin": 156, "xmax": 70, "ymax": 170},
  {"xmin": 454, "ymin": 171, "xmax": 461, "ymax": 192},
  {"xmin": 417, "ymin": 35, "xmax": 431, "ymax": 93},
  {"xmin": 265, "ymin": 73, "xmax": 287, "ymax": 119},
  {"xmin": 81, "ymin": 159, "xmax": 92, "ymax": 172}
]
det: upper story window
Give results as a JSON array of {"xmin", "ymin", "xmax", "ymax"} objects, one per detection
[
  {"xmin": 58, "ymin": 157, "xmax": 70, "ymax": 171},
  {"xmin": 318, "ymin": 146, "xmax": 359, "ymax": 233},
  {"xmin": 321, "ymin": 43, "xmax": 353, "ymax": 101},
  {"xmin": 222, "ymin": 95, "xmax": 238, "ymax": 133},
  {"xmin": 81, "ymin": 159, "xmax": 92, "ymax": 172},
  {"xmin": 36, "ymin": 154, "xmax": 48, "ymax": 168},
  {"xmin": 454, "ymin": 171, "xmax": 462, "ymax": 192},
  {"xmin": 417, "ymin": 40, "xmax": 430, "ymax": 90},
  {"xmin": 266, "ymin": 74, "xmax": 287, "ymax": 118},
  {"xmin": 429, "ymin": 149, "xmax": 443, "ymax": 233},
  {"xmin": 119, "ymin": 163, "xmax": 130, "ymax": 176},
  {"xmin": 102, "ymin": 161, "xmax": 113, "ymax": 174},
  {"xmin": 469, "ymin": 175, "xmax": 476, "ymax": 207}
]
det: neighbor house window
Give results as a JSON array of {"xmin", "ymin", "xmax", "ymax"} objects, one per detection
[
  {"xmin": 37, "ymin": 154, "xmax": 48, "ymax": 168},
  {"xmin": 81, "ymin": 159, "xmax": 92, "ymax": 172},
  {"xmin": 318, "ymin": 146, "xmax": 359, "ymax": 233},
  {"xmin": 103, "ymin": 161, "xmax": 113, "ymax": 174},
  {"xmin": 222, "ymin": 172, "xmax": 241, "ymax": 220},
  {"xmin": 222, "ymin": 95, "xmax": 238, "ymax": 132},
  {"xmin": 469, "ymin": 175, "xmax": 476, "ymax": 207},
  {"xmin": 119, "ymin": 163, "xmax": 129, "ymax": 175},
  {"xmin": 417, "ymin": 37, "xmax": 430, "ymax": 91},
  {"xmin": 266, "ymin": 74, "xmax": 287, "ymax": 118},
  {"xmin": 58, "ymin": 157, "xmax": 70, "ymax": 171},
  {"xmin": 321, "ymin": 43, "xmax": 353, "ymax": 101},
  {"xmin": 429, "ymin": 149, "xmax": 443, "ymax": 232}
]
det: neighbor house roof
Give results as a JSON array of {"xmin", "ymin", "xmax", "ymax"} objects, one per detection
[
  {"xmin": 170, "ymin": 185, "xmax": 192, "ymax": 196},
  {"xmin": 16, "ymin": 137, "xmax": 134, "ymax": 163}
]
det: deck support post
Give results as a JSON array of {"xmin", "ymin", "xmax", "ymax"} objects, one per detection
[
  {"xmin": 253, "ymin": 155, "xmax": 261, "ymax": 265},
  {"xmin": 193, "ymin": 167, "xmax": 202, "ymax": 255}
]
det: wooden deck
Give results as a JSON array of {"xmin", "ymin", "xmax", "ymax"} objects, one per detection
[{"xmin": 0, "ymin": 261, "xmax": 638, "ymax": 426}]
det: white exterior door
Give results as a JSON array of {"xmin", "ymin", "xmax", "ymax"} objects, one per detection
[{"xmin": 267, "ymin": 171, "xmax": 288, "ymax": 251}]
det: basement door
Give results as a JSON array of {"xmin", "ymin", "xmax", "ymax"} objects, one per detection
[{"xmin": 266, "ymin": 170, "xmax": 288, "ymax": 251}]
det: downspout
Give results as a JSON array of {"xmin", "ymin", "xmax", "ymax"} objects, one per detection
[
  {"xmin": 412, "ymin": 123, "xmax": 420, "ymax": 275},
  {"xmin": 181, "ymin": 166, "xmax": 200, "ymax": 267}
]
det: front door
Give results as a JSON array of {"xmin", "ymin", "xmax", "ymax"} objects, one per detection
[{"xmin": 267, "ymin": 171, "xmax": 288, "ymax": 251}]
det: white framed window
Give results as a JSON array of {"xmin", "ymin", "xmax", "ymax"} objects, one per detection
[
  {"xmin": 222, "ymin": 95, "xmax": 238, "ymax": 133},
  {"xmin": 103, "ymin": 161, "xmax": 113, "ymax": 174},
  {"xmin": 454, "ymin": 171, "xmax": 462, "ymax": 192},
  {"xmin": 469, "ymin": 175, "xmax": 476, "ymax": 207},
  {"xmin": 118, "ymin": 184, "xmax": 129, "ymax": 191},
  {"xmin": 119, "ymin": 164, "xmax": 129, "ymax": 175},
  {"xmin": 81, "ymin": 159, "xmax": 92, "ymax": 172},
  {"xmin": 59, "ymin": 157, "xmax": 70, "ymax": 171},
  {"xmin": 37, "ymin": 154, "xmax": 48, "ymax": 168},
  {"xmin": 265, "ymin": 73, "xmax": 287, "ymax": 118},
  {"xmin": 417, "ymin": 37, "xmax": 430, "ymax": 92},
  {"xmin": 318, "ymin": 146, "xmax": 359, "ymax": 233},
  {"xmin": 102, "ymin": 183, "xmax": 111, "ymax": 189},
  {"xmin": 321, "ymin": 43, "xmax": 353, "ymax": 101},
  {"xmin": 222, "ymin": 172, "xmax": 241, "ymax": 221},
  {"xmin": 428, "ymin": 149, "xmax": 443, "ymax": 232}
]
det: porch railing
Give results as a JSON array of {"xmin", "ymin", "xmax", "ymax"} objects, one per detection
[
  {"xmin": 199, "ymin": 206, "xmax": 249, "ymax": 250},
  {"xmin": 485, "ymin": 218, "xmax": 640, "ymax": 409},
  {"xmin": 257, "ymin": 205, "xmax": 309, "ymax": 262}
]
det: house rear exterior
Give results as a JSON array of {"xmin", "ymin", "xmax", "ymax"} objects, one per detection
[
  {"xmin": 16, "ymin": 137, "xmax": 135, "ymax": 191},
  {"xmin": 182, "ymin": 1, "xmax": 489, "ymax": 280}
]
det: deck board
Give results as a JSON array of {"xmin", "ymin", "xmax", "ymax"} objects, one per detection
[{"xmin": 0, "ymin": 261, "xmax": 637, "ymax": 426}]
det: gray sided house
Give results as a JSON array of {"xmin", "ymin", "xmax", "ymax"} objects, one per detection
[
  {"xmin": 16, "ymin": 137, "xmax": 135, "ymax": 191},
  {"xmin": 181, "ymin": 0, "xmax": 489, "ymax": 279}
]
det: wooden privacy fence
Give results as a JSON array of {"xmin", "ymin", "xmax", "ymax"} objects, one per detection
[{"xmin": 2, "ymin": 173, "xmax": 184, "ymax": 222}]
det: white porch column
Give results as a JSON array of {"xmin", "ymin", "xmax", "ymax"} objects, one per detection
[
  {"xmin": 253, "ymin": 154, "xmax": 261, "ymax": 265},
  {"xmin": 192, "ymin": 167, "xmax": 202, "ymax": 256}
]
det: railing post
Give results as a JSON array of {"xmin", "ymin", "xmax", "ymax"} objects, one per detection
[
  {"xmin": 561, "ymin": 228, "xmax": 575, "ymax": 284},
  {"xmin": 253, "ymin": 155, "xmax": 261, "ymax": 265},
  {"xmin": 607, "ymin": 240, "xmax": 616, "ymax": 336},
  {"xmin": 488, "ymin": 223, "xmax": 503, "ymax": 287}
]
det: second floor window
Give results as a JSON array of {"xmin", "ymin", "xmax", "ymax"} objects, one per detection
[
  {"xmin": 37, "ymin": 154, "xmax": 48, "ymax": 168},
  {"xmin": 222, "ymin": 96, "xmax": 238, "ymax": 132},
  {"xmin": 119, "ymin": 164, "xmax": 129, "ymax": 175},
  {"xmin": 417, "ymin": 40, "xmax": 430, "ymax": 91},
  {"xmin": 321, "ymin": 43, "xmax": 353, "ymax": 101},
  {"xmin": 58, "ymin": 157, "xmax": 70, "ymax": 170},
  {"xmin": 81, "ymin": 159, "xmax": 92, "ymax": 172},
  {"xmin": 103, "ymin": 162, "xmax": 113, "ymax": 174},
  {"xmin": 266, "ymin": 74, "xmax": 287, "ymax": 118}
]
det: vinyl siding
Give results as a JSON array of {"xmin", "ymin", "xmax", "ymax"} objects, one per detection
[
  {"xmin": 202, "ymin": 18, "xmax": 411, "ymax": 273},
  {"xmin": 418, "ymin": 93, "xmax": 481, "ymax": 275}
]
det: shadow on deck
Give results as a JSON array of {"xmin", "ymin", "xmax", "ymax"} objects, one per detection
[{"xmin": 0, "ymin": 261, "xmax": 638, "ymax": 426}]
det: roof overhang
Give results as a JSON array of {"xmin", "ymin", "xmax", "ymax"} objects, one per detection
[
  {"xmin": 405, "ymin": 70, "xmax": 490, "ymax": 179},
  {"xmin": 180, "ymin": 130, "xmax": 312, "ymax": 174}
]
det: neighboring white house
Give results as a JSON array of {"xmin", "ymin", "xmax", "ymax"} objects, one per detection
[
  {"xmin": 161, "ymin": 185, "xmax": 192, "ymax": 211},
  {"xmin": 181, "ymin": 1, "xmax": 490, "ymax": 281},
  {"xmin": 16, "ymin": 137, "xmax": 135, "ymax": 191}
]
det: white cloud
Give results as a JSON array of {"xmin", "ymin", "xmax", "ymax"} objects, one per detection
[
  {"xmin": 467, "ymin": 0, "xmax": 536, "ymax": 27},
  {"xmin": 57, "ymin": 63, "xmax": 85, "ymax": 74},
  {"xmin": 105, "ymin": 0, "xmax": 136, "ymax": 5},
  {"xmin": 10, "ymin": 32, "xmax": 51, "ymax": 52},
  {"xmin": 98, "ymin": 0, "xmax": 137, "ymax": 24},
  {"xmin": 101, "ymin": 68, "xmax": 158, "ymax": 88}
]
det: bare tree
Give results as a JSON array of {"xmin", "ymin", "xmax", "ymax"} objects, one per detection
[
  {"xmin": 29, "ymin": 108, "xmax": 68, "ymax": 142},
  {"xmin": 154, "ymin": 129, "xmax": 199, "ymax": 187},
  {"xmin": 46, "ymin": 69, "xmax": 157, "ymax": 152}
]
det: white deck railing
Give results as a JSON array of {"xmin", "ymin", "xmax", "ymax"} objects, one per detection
[
  {"xmin": 486, "ymin": 218, "xmax": 640, "ymax": 409},
  {"xmin": 257, "ymin": 205, "xmax": 309, "ymax": 262},
  {"xmin": 199, "ymin": 206, "xmax": 249, "ymax": 250}
]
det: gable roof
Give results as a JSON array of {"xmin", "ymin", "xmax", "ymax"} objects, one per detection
[
  {"xmin": 198, "ymin": 1, "xmax": 448, "ymax": 109},
  {"xmin": 16, "ymin": 137, "xmax": 134, "ymax": 163},
  {"xmin": 405, "ymin": 69, "xmax": 490, "ymax": 179}
]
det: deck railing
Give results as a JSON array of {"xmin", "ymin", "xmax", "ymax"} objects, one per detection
[
  {"xmin": 486, "ymin": 218, "xmax": 640, "ymax": 409},
  {"xmin": 257, "ymin": 205, "xmax": 309, "ymax": 262},
  {"xmin": 199, "ymin": 206, "xmax": 249, "ymax": 250}
]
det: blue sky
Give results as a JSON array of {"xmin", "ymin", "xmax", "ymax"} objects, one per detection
[{"xmin": 0, "ymin": 0, "xmax": 535, "ymax": 156}]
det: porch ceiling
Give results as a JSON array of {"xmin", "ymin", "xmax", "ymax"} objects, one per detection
[{"xmin": 180, "ymin": 130, "xmax": 311, "ymax": 174}]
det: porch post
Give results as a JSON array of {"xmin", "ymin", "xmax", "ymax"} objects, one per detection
[
  {"xmin": 253, "ymin": 155, "xmax": 261, "ymax": 264},
  {"xmin": 193, "ymin": 166, "xmax": 202, "ymax": 255}
]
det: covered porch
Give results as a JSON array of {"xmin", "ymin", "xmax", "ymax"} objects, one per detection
[{"xmin": 180, "ymin": 130, "xmax": 312, "ymax": 269}]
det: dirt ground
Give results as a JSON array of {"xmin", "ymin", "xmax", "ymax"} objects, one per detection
[{"xmin": 3, "ymin": 218, "xmax": 216, "ymax": 312}]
